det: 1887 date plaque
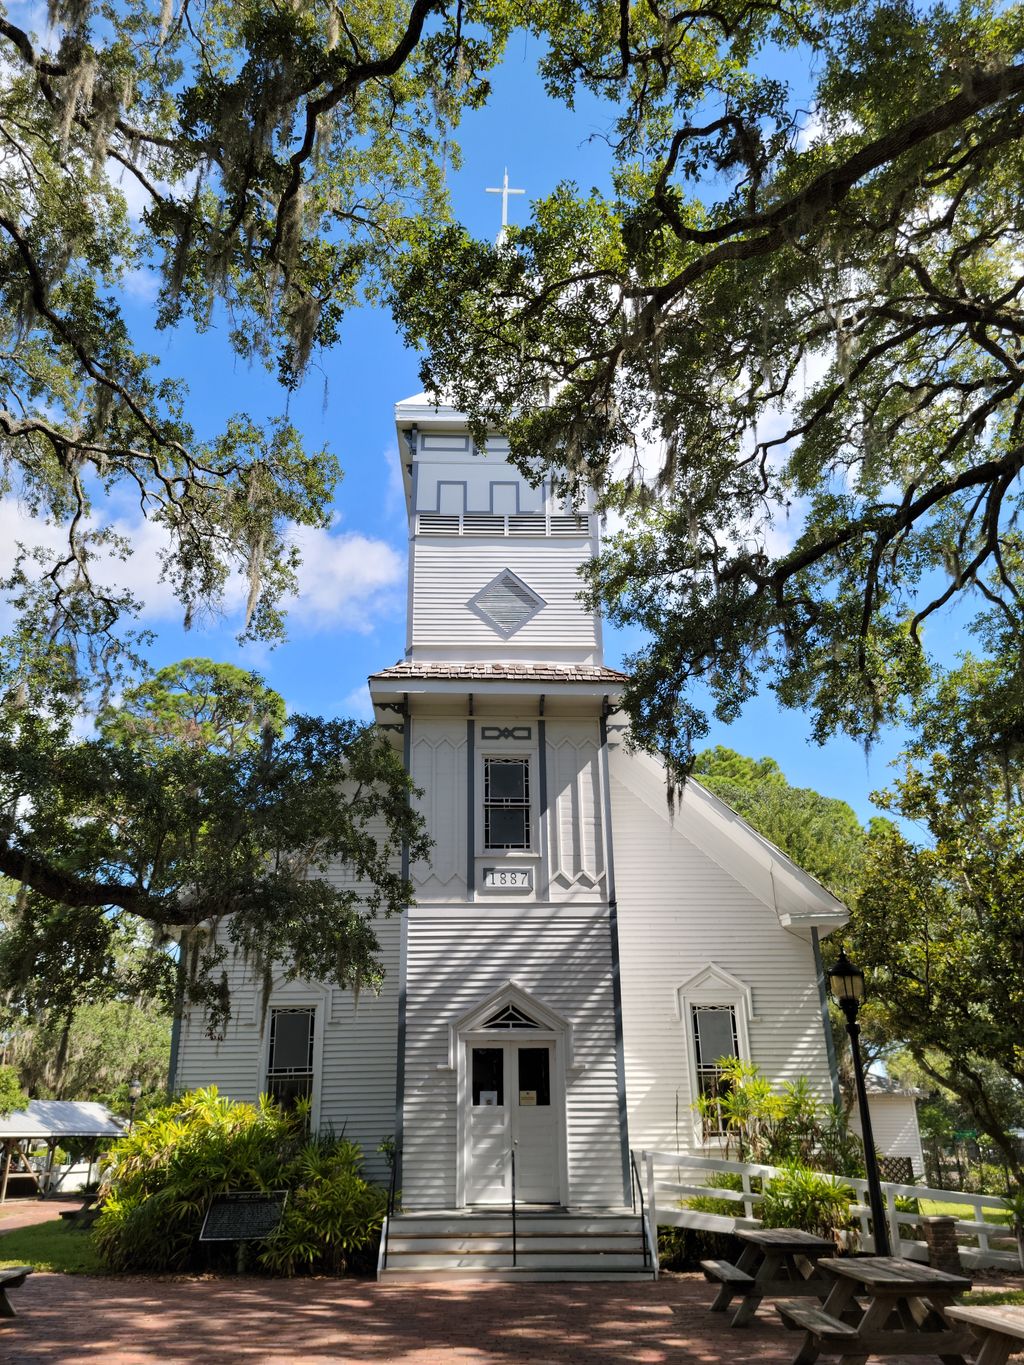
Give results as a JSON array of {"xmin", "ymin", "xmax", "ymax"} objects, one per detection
[{"xmin": 199, "ymin": 1191, "xmax": 287, "ymax": 1242}]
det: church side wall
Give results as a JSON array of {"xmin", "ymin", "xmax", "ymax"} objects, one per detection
[
  {"xmin": 609, "ymin": 750, "xmax": 835, "ymax": 1156},
  {"xmin": 402, "ymin": 910, "xmax": 625, "ymax": 1210},
  {"xmin": 173, "ymin": 842, "xmax": 402, "ymax": 1186}
]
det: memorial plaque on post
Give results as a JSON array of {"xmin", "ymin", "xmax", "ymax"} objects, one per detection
[{"xmin": 199, "ymin": 1191, "xmax": 287, "ymax": 1242}]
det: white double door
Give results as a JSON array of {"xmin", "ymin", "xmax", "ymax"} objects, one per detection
[{"xmin": 464, "ymin": 1039, "xmax": 563, "ymax": 1205}]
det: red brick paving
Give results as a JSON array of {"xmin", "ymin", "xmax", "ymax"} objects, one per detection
[
  {"xmin": 3, "ymin": 1271, "xmax": 813, "ymax": 1364},
  {"xmin": 1, "ymin": 1215, "xmax": 1020, "ymax": 1365},
  {"xmin": 0, "ymin": 1201, "xmax": 85, "ymax": 1235}
]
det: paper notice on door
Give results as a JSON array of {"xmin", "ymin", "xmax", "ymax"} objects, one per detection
[
  {"xmin": 519, "ymin": 1090, "xmax": 537, "ymax": 1106},
  {"xmin": 479, "ymin": 1091, "xmax": 498, "ymax": 1107}
]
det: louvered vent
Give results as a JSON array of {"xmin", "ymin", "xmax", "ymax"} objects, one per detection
[
  {"xmin": 508, "ymin": 514, "xmax": 546, "ymax": 536},
  {"xmin": 469, "ymin": 570, "xmax": 545, "ymax": 637},
  {"xmin": 417, "ymin": 513, "xmax": 460, "ymax": 535},
  {"xmin": 549, "ymin": 514, "xmax": 589, "ymax": 537},
  {"xmin": 463, "ymin": 514, "xmax": 504, "ymax": 535}
]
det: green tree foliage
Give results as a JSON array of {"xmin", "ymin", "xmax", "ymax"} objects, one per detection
[
  {"xmin": 0, "ymin": 1062, "xmax": 27, "ymax": 1117},
  {"xmin": 851, "ymin": 651, "xmax": 1024, "ymax": 1182},
  {"xmin": 94, "ymin": 1087, "xmax": 386, "ymax": 1274},
  {"xmin": 0, "ymin": 0, "xmax": 512, "ymax": 705},
  {"xmin": 2, "ymin": 997, "xmax": 171, "ymax": 1106},
  {"xmin": 393, "ymin": 0, "xmax": 1024, "ymax": 772},
  {"xmin": 694, "ymin": 746, "xmax": 866, "ymax": 900},
  {"xmin": 0, "ymin": 661, "xmax": 429, "ymax": 1030}
]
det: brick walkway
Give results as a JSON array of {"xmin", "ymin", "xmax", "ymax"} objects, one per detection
[
  {"xmin": 1, "ymin": 1212, "xmax": 1021, "ymax": 1364},
  {"xmin": 8, "ymin": 1267, "xmax": 1024, "ymax": 1365},
  {"xmin": 0, "ymin": 1200, "xmax": 85, "ymax": 1233},
  {"xmin": 2, "ymin": 1271, "xmax": 811, "ymax": 1364}
]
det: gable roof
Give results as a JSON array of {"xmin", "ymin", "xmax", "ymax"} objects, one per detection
[
  {"xmin": 0, "ymin": 1100, "xmax": 124, "ymax": 1141},
  {"xmin": 609, "ymin": 744, "xmax": 848, "ymax": 934}
]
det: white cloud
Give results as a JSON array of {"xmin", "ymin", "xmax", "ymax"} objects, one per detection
[
  {"xmin": 0, "ymin": 496, "xmax": 406, "ymax": 638},
  {"xmin": 285, "ymin": 524, "xmax": 405, "ymax": 633},
  {"xmin": 339, "ymin": 683, "xmax": 375, "ymax": 723},
  {"xmin": 120, "ymin": 266, "xmax": 161, "ymax": 303}
]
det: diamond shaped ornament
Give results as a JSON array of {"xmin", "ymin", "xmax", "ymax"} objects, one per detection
[{"xmin": 469, "ymin": 569, "xmax": 545, "ymax": 637}]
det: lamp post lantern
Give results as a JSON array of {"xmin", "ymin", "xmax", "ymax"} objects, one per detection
[
  {"xmin": 127, "ymin": 1077, "xmax": 142, "ymax": 1133},
  {"xmin": 828, "ymin": 948, "xmax": 892, "ymax": 1257}
]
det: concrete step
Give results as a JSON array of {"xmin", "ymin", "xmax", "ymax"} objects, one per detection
[
  {"xmin": 389, "ymin": 1215, "xmax": 639, "ymax": 1237},
  {"xmin": 379, "ymin": 1210, "xmax": 654, "ymax": 1283},
  {"xmin": 379, "ymin": 1267, "xmax": 657, "ymax": 1283},
  {"xmin": 384, "ymin": 1251, "xmax": 648, "ymax": 1271},
  {"xmin": 388, "ymin": 1235, "xmax": 644, "ymax": 1254}
]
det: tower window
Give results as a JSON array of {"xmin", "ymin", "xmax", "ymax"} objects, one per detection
[{"xmin": 484, "ymin": 757, "xmax": 531, "ymax": 850}]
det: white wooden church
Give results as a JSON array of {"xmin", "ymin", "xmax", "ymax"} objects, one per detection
[{"xmin": 172, "ymin": 392, "xmax": 848, "ymax": 1278}]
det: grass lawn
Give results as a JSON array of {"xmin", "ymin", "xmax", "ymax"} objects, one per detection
[
  {"xmin": 965, "ymin": 1290, "xmax": 1024, "ymax": 1306},
  {"xmin": 919, "ymin": 1198, "xmax": 1013, "ymax": 1226},
  {"xmin": 0, "ymin": 1219, "xmax": 104, "ymax": 1273}
]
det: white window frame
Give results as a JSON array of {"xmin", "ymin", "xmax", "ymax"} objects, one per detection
[
  {"xmin": 259, "ymin": 995, "xmax": 325, "ymax": 1129},
  {"xmin": 675, "ymin": 964, "xmax": 754, "ymax": 1146}
]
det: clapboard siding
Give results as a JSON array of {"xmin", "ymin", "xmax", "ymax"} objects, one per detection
[
  {"xmin": 546, "ymin": 721, "xmax": 607, "ymax": 901},
  {"xmin": 850, "ymin": 1095, "xmax": 925, "ymax": 1175},
  {"xmin": 402, "ymin": 913, "xmax": 625, "ymax": 1209},
  {"xmin": 174, "ymin": 836, "xmax": 403, "ymax": 1185},
  {"xmin": 410, "ymin": 719, "xmax": 468, "ymax": 900},
  {"xmin": 609, "ymin": 745, "xmax": 836, "ymax": 1156},
  {"xmin": 411, "ymin": 540, "xmax": 598, "ymax": 656}
]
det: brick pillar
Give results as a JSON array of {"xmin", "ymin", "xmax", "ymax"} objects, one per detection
[{"xmin": 921, "ymin": 1214, "xmax": 961, "ymax": 1273}]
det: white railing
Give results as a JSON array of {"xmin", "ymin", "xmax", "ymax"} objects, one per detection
[{"xmin": 635, "ymin": 1149, "xmax": 1023, "ymax": 1271}]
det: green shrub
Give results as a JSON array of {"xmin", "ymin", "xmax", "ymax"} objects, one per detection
[
  {"xmin": 685, "ymin": 1170, "xmax": 748, "ymax": 1217},
  {"xmin": 659, "ymin": 1224, "xmax": 742, "ymax": 1270},
  {"xmin": 93, "ymin": 1087, "xmax": 386, "ymax": 1276},
  {"xmin": 759, "ymin": 1163, "xmax": 855, "ymax": 1241}
]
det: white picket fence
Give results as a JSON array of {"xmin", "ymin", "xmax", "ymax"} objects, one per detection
[{"xmin": 635, "ymin": 1149, "xmax": 1023, "ymax": 1277}]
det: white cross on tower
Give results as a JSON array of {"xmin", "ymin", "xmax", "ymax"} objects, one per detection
[{"xmin": 486, "ymin": 167, "xmax": 524, "ymax": 233}]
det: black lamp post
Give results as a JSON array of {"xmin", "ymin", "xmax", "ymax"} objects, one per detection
[
  {"xmin": 127, "ymin": 1077, "xmax": 142, "ymax": 1133},
  {"xmin": 828, "ymin": 949, "xmax": 891, "ymax": 1257}
]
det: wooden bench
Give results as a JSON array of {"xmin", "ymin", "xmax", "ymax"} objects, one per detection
[
  {"xmin": 947, "ymin": 1304, "xmax": 1024, "ymax": 1365},
  {"xmin": 59, "ymin": 1200, "xmax": 102, "ymax": 1229},
  {"xmin": 700, "ymin": 1258, "xmax": 755, "ymax": 1312},
  {"xmin": 0, "ymin": 1266, "xmax": 33, "ymax": 1319},
  {"xmin": 776, "ymin": 1298, "xmax": 860, "ymax": 1344}
]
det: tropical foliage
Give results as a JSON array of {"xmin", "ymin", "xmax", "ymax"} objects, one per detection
[
  {"xmin": 759, "ymin": 1165, "xmax": 856, "ymax": 1243},
  {"xmin": 695, "ymin": 1058, "xmax": 865, "ymax": 1176},
  {"xmin": 94, "ymin": 1087, "xmax": 386, "ymax": 1275}
]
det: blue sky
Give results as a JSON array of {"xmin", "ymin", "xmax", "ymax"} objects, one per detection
[{"xmin": 5, "ymin": 26, "xmax": 978, "ymax": 828}]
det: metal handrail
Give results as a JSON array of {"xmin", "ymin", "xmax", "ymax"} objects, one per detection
[
  {"xmin": 510, "ymin": 1146, "xmax": 517, "ymax": 1268},
  {"xmin": 381, "ymin": 1146, "xmax": 400, "ymax": 1271},
  {"xmin": 630, "ymin": 1150, "xmax": 650, "ymax": 1268}
]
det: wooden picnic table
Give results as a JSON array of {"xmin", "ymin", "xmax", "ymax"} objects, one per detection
[
  {"xmin": 776, "ymin": 1255, "xmax": 976, "ymax": 1365},
  {"xmin": 947, "ymin": 1304, "xmax": 1024, "ymax": 1365},
  {"xmin": 703, "ymin": 1227, "xmax": 838, "ymax": 1327}
]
